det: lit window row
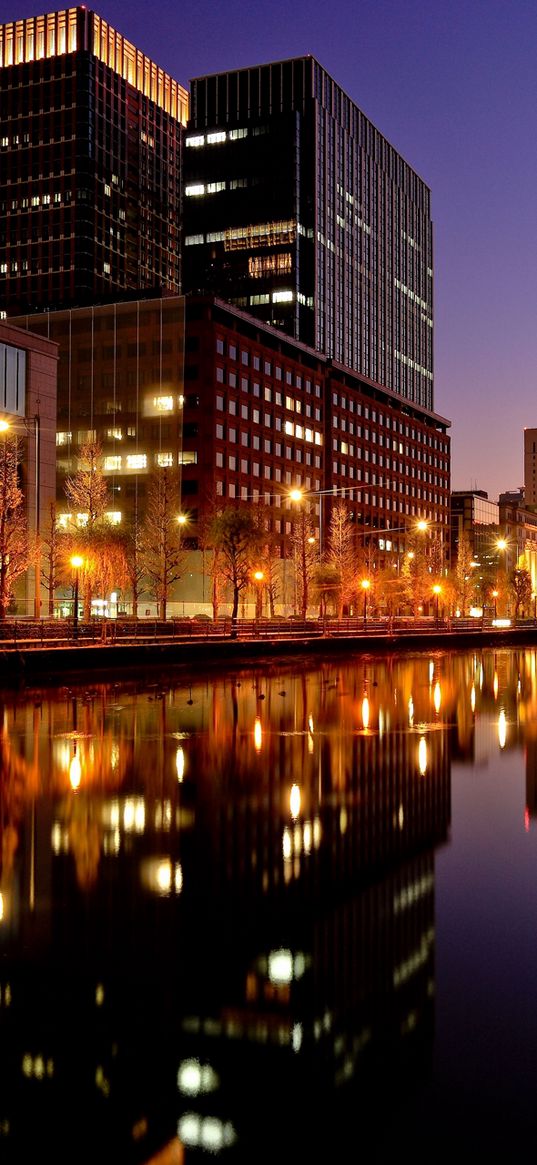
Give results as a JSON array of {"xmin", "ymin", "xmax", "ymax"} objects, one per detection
[{"xmin": 185, "ymin": 127, "xmax": 248, "ymax": 147}]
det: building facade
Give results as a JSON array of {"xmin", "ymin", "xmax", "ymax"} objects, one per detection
[
  {"xmin": 0, "ymin": 7, "xmax": 188, "ymax": 318},
  {"xmin": 184, "ymin": 56, "xmax": 434, "ymax": 410},
  {"xmin": 524, "ymin": 428, "xmax": 537, "ymax": 510},
  {"xmin": 12, "ymin": 294, "xmax": 450, "ymax": 612},
  {"xmin": 0, "ymin": 320, "xmax": 58, "ymax": 614}
]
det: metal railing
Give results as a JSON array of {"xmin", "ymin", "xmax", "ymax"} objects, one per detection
[{"xmin": 0, "ymin": 614, "xmax": 535, "ymax": 649}]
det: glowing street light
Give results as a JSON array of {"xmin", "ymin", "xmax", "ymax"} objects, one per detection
[
  {"xmin": 253, "ymin": 569, "xmax": 264, "ymax": 620},
  {"xmin": 432, "ymin": 583, "xmax": 442, "ymax": 624},
  {"xmin": 492, "ymin": 588, "xmax": 499, "ymax": 619},
  {"xmin": 360, "ymin": 578, "xmax": 371, "ymax": 627},
  {"xmin": 71, "ymin": 555, "xmax": 84, "ymax": 639}
]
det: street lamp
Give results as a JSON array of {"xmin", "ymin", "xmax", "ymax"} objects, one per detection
[
  {"xmin": 360, "ymin": 578, "xmax": 371, "ymax": 628},
  {"xmin": 492, "ymin": 589, "xmax": 499, "ymax": 619},
  {"xmin": 71, "ymin": 555, "xmax": 83, "ymax": 639},
  {"xmin": 432, "ymin": 583, "xmax": 442, "ymax": 624},
  {"xmin": 253, "ymin": 569, "xmax": 264, "ymax": 620}
]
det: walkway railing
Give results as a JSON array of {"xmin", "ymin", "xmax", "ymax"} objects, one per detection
[{"xmin": 0, "ymin": 614, "xmax": 535, "ymax": 649}]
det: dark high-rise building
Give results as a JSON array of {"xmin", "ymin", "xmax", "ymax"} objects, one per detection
[
  {"xmin": 0, "ymin": 7, "xmax": 188, "ymax": 317},
  {"xmin": 184, "ymin": 57, "xmax": 434, "ymax": 410}
]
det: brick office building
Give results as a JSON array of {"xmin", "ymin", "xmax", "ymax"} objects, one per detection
[{"xmin": 13, "ymin": 294, "xmax": 450, "ymax": 612}]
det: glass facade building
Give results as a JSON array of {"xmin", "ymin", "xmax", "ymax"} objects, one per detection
[
  {"xmin": 0, "ymin": 8, "xmax": 188, "ymax": 318},
  {"xmin": 184, "ymin": 57, "xmax": 434, "ymax": 411}
]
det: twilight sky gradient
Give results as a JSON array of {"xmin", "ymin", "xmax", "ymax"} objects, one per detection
[{"xmin": 9, "ymin": 0, "xmax": 537, "ymax": 499}]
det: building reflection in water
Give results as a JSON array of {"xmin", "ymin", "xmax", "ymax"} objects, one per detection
[{"xmin": 0, "ymin": 648, "xmax": 534, "ymax": 1161}]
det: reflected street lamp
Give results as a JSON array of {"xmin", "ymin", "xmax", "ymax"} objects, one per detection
[
  {"xmin": 71, "ymin": 555, "xmax": 83, "ymax": 639},
  {"xmin": 360, "ymin": 578, "xmax": 371, "ymax": 628}
]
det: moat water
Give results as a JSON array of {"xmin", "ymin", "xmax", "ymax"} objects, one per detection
[{"xmin": 1, "ymin": 645, "xmax": 536, "ymax": 1162}]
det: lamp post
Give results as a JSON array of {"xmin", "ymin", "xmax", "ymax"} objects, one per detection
[
  {"xmin": 360, "ymin": 578, "xmax": 371, "ymax": 628},
  {"xmin": 71, "ymin": 555, "xmax": 83, "ymax": 639},
  {"xmin": 492, "ymin": 589, "xmax": 499, "ymax": 620},
  {"xmin": 253, "ymin": 569, "xmax": 264, "ymax": 620},
  {"xmin": 432, "ymin": 583, "xmax": 442, "ymax": 625}
]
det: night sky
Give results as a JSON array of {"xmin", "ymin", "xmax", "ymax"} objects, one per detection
[{"xmin": 7, "ymin": 0, "xmax": 537, "ymax": 501}]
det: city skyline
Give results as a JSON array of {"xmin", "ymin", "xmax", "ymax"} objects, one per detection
[{"xmin": 4, "ymin": 0, "xmax": 537, "ymax": 500}]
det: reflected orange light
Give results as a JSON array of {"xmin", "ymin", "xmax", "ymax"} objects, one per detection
[
  {"xmin": 493, "ymin": 672, "xmax": 499, "ymax": 700},
  {"xmin": 433, "ymin": 682, "xmax": 441, "ymax": 714},
  {"xmin": 69, "ymin": 748, "xmax": 81, "ymax": 790},
  {"xmin": 498, "ymin": 710, "xmax": 507, "ymax": 748},
  {"xmin": 254, "ymin": 718, "xmax": 263, "ymax": 752},
  {"xmin": 361, "ymin": 695, "xmax": 370, "ymax": 729},
  {"xmin": 290, "ymin": 784, "xmax": 301, "ymax": 819}
]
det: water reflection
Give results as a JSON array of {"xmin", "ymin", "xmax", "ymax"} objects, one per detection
[{"xmin": 0, "ymin": 647, "xmax": 536, "ymax": 1161}]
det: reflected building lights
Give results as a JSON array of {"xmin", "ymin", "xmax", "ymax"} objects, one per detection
[
  {"xmin": 498, "ymin": 710, "xmax": 507, "ymax": 749},
  {"xmin": 493, "ymin": 672, "xmax": 499, "ymax": 700},
  {"xmin": 290, "ymin": 784, "xmax": 301, "ymax": 820},
  {"xmin": 361, "ymin": 696, "xmax": 370, "ymax": 730},
  {"xmin": 69, "ymin": 748, "xmax": 81, "ymax": 791},
  {"xmin": 433, "ymin": 682, "xmax": 441, "ymax": 714},
  {"xmin": 470, "ymin": 685, "xmax": 476, "ymax": 713},
  {"xmin": 178, "ymin": 1058, "xmax": 219, "ymax": 1097},
  {"xmin": 418, "ymin": 736, "xmax": 428, "ymax": 776},
  {"xmin": 408, "ymin": 696, "xmax": 414, "ymax": 727},
  {"xmin": 176, "ymin": 746, "xmax": 185, "ymax": 781},
  {"xmin": 253, "ymin": 718, "xmax": 263, "ymax": 752}
]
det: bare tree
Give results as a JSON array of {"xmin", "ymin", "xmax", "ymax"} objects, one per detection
[
  {"xmin": 0, "ymin": 436, "xmax": 34, "ymax": 618},
  {"xmin": 208, "ymin": 506, "xmax": 264, "ymax": 624},
  {"xmin": 141, "ymin": 468, "xmax": 186, "ymax": 620},
  {"xmin": 290, "ymin": 508, "xmax": 317, "ymax": 618},
  {"xmin": 509, "ymin": 566, "xmax": 532, "ymax": 620},
  {"xmin": 64, "ymin": 441, "xmax": 109, "ymax": 528},
  {"xmin": 64, "ymin": 442, "xmax": 112, "ymax": 619},
  {"xmin": 453, "ymin": 529, "xmax": 474, "ymax": 616},
  {"xmin": 41, "ymin": 500, "xmax": 68, "ymax": 617},
  {"xmin": 123, "ymin": 509, "xmax": 147, "ymax": 619},
  {"xmin": 326, "ymin": 500, "xmax": 356, "ymax": 617}
]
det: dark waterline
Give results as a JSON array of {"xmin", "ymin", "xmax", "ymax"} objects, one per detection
[{"xmin": 1, "ymin": 646, "xmax": 536, "ymax": 1162}]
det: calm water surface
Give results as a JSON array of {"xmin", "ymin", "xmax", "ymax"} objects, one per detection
[{"xmin": 1, "ymin": 646, "xmax": 537, "ymax": 1163}]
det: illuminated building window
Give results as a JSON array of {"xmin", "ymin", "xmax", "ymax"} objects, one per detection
[
  {"xmin": 56, "ymin": 431, "xmax": 72, "ymax": 446},
  {"xmin": 248, "ymin": 254, "xmax": 292, "ymax": 278},
  {"xmin": 273, "ymin": 290, "xmax": 293, "ymax": 303},
  {"xmin": 156, "ymin": 452, "xmax": 174, "ymax": 467},
  {"xmin": 185, "ymin": 184, "xmax": 205, "ymax": 197},
  {"xmin": 105, "ymin": 511, "xmax": 122, "ymax": 524},
  {"xmin": 103, "ymin": 455, "xmax": 122, "ymax": 471},
  {"xmin": 185, "ymin": 135, "xmax": 205, "ymax": 148},
  {"xmin": 153, "ymin": 395, "xmax": 174, "ymax": 412},
  {"xmin": 126, "ymin": 454, "xmax": 147, "ymax": 470}
]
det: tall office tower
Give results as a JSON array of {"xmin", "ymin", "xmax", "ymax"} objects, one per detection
[
  {"xmin": 0, "ymin": 8, "xmax": 188, "ymax": 317},
  {"xmin": 184, "ymin": 57, "xmax": 434, "ymax": 410}
]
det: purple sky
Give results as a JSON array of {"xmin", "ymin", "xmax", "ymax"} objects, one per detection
[{"xmin": 11, "ymin": 0, "xmax": 537, "ymax": 500}]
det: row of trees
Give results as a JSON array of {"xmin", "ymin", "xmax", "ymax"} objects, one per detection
[{"xmin": 1, "ymin": 437, "xmax": 535, "ymax": 620}]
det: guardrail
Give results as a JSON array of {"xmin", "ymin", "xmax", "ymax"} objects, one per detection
[{"xmin": 0, "ymin": 615, "xmax": 535, "ymax": 648}]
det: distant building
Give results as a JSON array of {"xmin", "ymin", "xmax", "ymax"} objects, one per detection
[
  {"xmin": 184, "ymin": 56, "xmax": 434, "ymax": 411},
  {"xmin": 12, "ymin": 294, "xmax": 450, "ymax": 614},
  {"xmin": 0, "ymin": 320, "xmax": 58, "ymax": 614},
  {"xmin": 0, "ymin": 7, "xmax": 188, "ymax": 318},
  {"xmin": 499, "ymin": 488, "xmax": 537, "ymax": 594},
  {"xmin": 524, "ymin": 428, "xmax": 537, "ymax": 510}
]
